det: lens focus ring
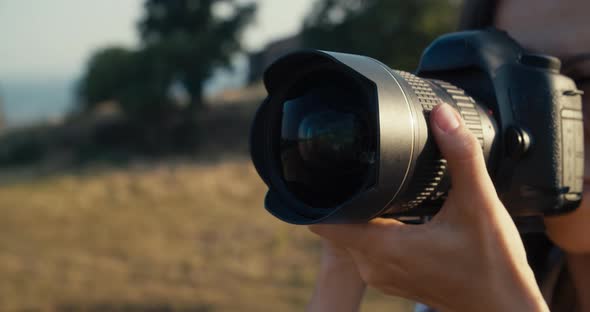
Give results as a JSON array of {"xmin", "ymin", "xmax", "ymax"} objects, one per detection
[
  {"xmin": 394, "ymin": 71, "xmax": 449, "ymax": 210},
  {"xmin": 429, "ymin": 80, "xmax": 485, "ymax": 147},
  {"xmin": 393, "ymin": 71, "xmax": 486, "ymax": 211}
]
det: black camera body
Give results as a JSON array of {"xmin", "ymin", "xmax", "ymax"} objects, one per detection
[
  {"xmin": 250, "ymin": 29, "xmax": 584, "ymax": 227},
  {"xmin": 413, "ymin": 29, "xmax": 583, "ymax": 217}
]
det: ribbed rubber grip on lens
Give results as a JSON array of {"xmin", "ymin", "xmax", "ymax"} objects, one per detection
[
  {"xmin": 400, "ymin": 159, "xmax": 447, "ymax": 209},
  {"xmin": 430, "ymin": 80, "xmax": 485, "ymax": 147},
  {"xmin": 395, "ymin": 71, "xmax": 448, "ymax": 210},
  {"xmin": 396, "ymin": 70, "xmax": 439, "ymax": 112}
]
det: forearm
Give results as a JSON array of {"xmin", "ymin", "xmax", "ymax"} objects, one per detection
[
  {"xmin": 307, "ymin": 250, "xmax": 366, "ymax": 312},
  {"xmin": 486, "ymin": 282, "xmax": 549, "ymax": 312},
  {"xmin": 446, "ymin": 265, "xmax": 549, "ymax": 312}
]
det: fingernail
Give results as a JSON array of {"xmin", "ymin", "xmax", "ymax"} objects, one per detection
[{"xmin": 433, "ymin": 103, "xmax": 460, "ymax": 133}]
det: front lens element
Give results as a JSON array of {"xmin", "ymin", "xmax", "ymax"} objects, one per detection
[
  {"xmin": 279, "ymin": 73, "xmax": 373, "ymax": 208},
  {"xmin": 298, "ymin": 110, "xmax": 361, "ymax": 168}
]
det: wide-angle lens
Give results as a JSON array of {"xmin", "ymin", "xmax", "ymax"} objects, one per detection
[
  {"xmin": 279, "ymin": 77, "xmax": 373, "ymax": 208},
  {"xmin": 298, "ymin": 104, "xmax": 363, "ymax": 168}
]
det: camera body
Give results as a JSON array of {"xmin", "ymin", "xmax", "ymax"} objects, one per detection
[
  {"xmin": 250, "ymin": 29, "xmax": 584, "ymax": 227},
  {"xmin": 410, "ymin": 29, "xmax": 583, "ymax": 218}
]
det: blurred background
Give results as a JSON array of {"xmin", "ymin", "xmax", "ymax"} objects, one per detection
[{"xmin": 0, "ymin": 0, "xmax": 460, "ymax": 311}]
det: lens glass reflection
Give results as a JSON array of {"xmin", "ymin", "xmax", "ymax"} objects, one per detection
[{"xmin": 280, "ymin": 72, "xmax": 374, "ymax": 207}]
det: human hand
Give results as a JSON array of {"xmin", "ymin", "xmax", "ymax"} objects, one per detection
[
  {"xmin": 309, "ymin": 103, "xmax": 549, "ymax": 312},
  {"xmin": 307, "ymin": 240, "xmax": 366, "ymax": 312}
]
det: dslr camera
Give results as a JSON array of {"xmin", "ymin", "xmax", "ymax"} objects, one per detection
[{"xmin": 250, "ymin": 29, "xmax": 584, "ymax": 228}]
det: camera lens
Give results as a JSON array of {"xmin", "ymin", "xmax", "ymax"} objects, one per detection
[
  {"xmin": 297, "ymin": 110, "xmax": 362, "ymax": 167},
  {"xmin": 279, "ymin": 74, "xmax": 373, "ymax": 208},
  {"xmin": 250, "ymin": 50, "xmax": 497, "ymax": 224}
]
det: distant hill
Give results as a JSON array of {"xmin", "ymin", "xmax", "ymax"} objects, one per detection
[
  {"xmin": 0, "ymin": 77, "xmax": 74, "ymax": 127},
  {"xmin": 0, "ymin": 59, "xmax": 249, "ymax": 129}
]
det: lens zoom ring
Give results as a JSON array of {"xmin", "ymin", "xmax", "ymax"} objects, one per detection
[
  {"xmin": 430, "ymin": 80, "xmax": 485, "ymax": 147},
  {"xmin": 400, "ymin": 159, "xmax": 447, "ymax": 210},
  {"xmin": 395, "ymin": 71, "xmax": 447, "ymax": 210},
  {"xmin": 396, "ymin": 70, "xmax": 439, "ymax": 112}
]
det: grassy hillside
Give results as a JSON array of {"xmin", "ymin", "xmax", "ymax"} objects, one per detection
[{"xmin": 0, "ymin": 160, "xmax": 414, "ymax": 311}]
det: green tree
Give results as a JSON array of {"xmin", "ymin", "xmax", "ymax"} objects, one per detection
[
  {"xmin": 302, "ymin": 0, "xmax": 460, "ymax": 70},
  {"xmin": 139, "ymin": 0, "xmax": 256, "ymax": 111},
  {"xmin": 79, "ymin": 0, "xmax": 256, "ymax": 117},
  {"xmin": 77, "ymin": 46, "xmax": 172, "ymax": 119},
  {"xmin": 78, "ymin": 47, "xmax": 135, "ymax": 111}
]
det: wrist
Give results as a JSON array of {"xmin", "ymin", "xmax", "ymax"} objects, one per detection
[
  {"xmin": 450, "ymin": 287, "xmax": 548, "ymax": 312},
  {"xmin": 317, "ymin": 258, "xmax": 365, "ymax": 291},
  {"xmin": 496, "ymin": 287, "xmax": 549, "ymax": 312},
  {"xmin": 500, "ymin": 259, "xmax": 548, "ymax": 311},
  {"xmin": 485, "ymin": 265, "xmax": 549, "ymax": 312},
  {"xmin": 308, "ymin": 249, "xmax": 366, "ymax": 312},
  {"xmin": 441, "ymin": 264, "xmax": 548, "ymax": 312}
]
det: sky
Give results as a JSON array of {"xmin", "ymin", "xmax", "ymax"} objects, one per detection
[
  {"xmin": 0, "ymin": 0, "xmax": 314, "ymax": 79},
  {"xmin": 0, "ymin": 0, "xmax": 314, "ymax": 125}
]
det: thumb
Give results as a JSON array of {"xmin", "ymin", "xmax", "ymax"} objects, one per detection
[{"xmin": 430, "ymin": 103, "xmax": 496, "ymax": 199}]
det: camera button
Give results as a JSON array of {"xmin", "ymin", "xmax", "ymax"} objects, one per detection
[{"xmin": 505, "ymin": 126, "xmax": 531, "ymax": 160}]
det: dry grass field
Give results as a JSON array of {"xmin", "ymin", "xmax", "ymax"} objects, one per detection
[{"xmin": 0, "ymin": 159, "xmax": 414, "ymax": 311}]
